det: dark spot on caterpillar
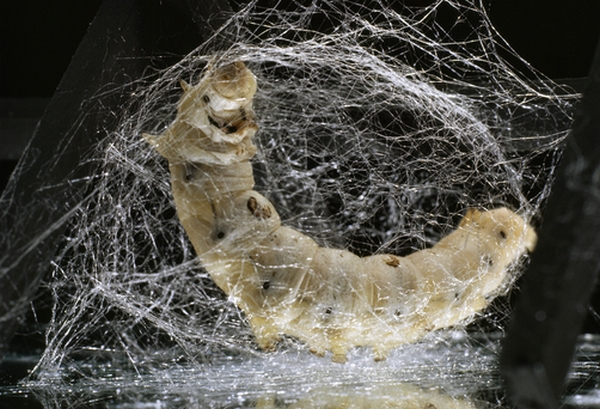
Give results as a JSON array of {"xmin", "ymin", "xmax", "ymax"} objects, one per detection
[
  {"xmin": 325, "ymin": 307, "xmax": 333, "ymax": 314},
  {"xmin": 247, "ymin": 196, "xmax": 272, "ymax": 219},
  {"xmin": 247, "ymin": 196, "xmax": 258, "ymax": 213},
  {"xmin": 394, "ymin": 309, "xmax": 403, "ymax": 318},
  {"xmin": 202, "ymin": 95, "xmax": 210, "ymax": 103},
  {"xmin": 262, "ymin": 281, "xmax": 270, "ymax": 290},
  {"xmin": 208, "ymin": 116, "xmax": 220, "ymax": 128},
  {"xmin": 208, "ymin": 114, "xmax": 238, "ymax": 134},
  {"xmin": 384, "ymin": 255, "xmax": 400, "ymax": 267},
  {"xmin": 240, "ymin": 108, "xmax": 247, "ymax": 121},
  {"xmin": 261, "ymin": 206, "xmax": 272, "ymax": 218},
  {"xmin": 216, "ymin": 231, "xmax": 225, "ymax": 240},
  {"xmin": 184, "ymin": 163, "xmax": 195, "ymax": 182},
  {"xmin": 454, "ymin": 291, "xmax": 462, "ymax": 300},
  {"xmin": 483, "ymin": 254, "xmax": 494, "ymax": 267},
  {"xmin": 499, "ymin": 229, "xmax": 507, "ymax": 239}
]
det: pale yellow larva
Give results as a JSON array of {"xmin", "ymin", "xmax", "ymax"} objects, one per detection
[{"xmin": 144, "ymin": 61, "xmax": 537, "ymax": 363}]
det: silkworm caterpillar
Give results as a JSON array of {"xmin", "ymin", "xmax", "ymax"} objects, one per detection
[{"xmin": 144, "ymin": 61, "xmax": 537, "ymax": 363}]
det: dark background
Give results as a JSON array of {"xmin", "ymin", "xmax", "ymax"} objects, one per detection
[
  {"xmin": 1, "ymin": 0, "xmax": 599, "ymax": 191},
  {"xmin": 1, "ymin": 0, "xmax": 599, "ymax": 96},
  {"xmin": 1, "ymin": 0, "xmax": 600, "ymax": 192}
]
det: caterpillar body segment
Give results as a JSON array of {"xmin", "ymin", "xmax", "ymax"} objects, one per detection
[{"xmin": 144, "ymin": 61, "xmax": 537, "ymax": 362}]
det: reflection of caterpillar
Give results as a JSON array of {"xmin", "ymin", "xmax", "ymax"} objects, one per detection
[
  {"xmin": 255, "ymin": 383, "xmax": 477, "ymax": 409},
  {"xmin": 144, "ymin": 61, "xmax": 537, "ymax": 363}
]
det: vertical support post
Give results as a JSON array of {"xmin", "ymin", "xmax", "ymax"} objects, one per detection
[{"xmin": 501, "ymin": 37, "xmax": 600, "ymax": 408}]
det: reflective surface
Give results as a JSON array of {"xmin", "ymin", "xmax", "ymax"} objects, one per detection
[{"xmin": 1, "ymin": 332, "xmax": 599, "ymax": 408}]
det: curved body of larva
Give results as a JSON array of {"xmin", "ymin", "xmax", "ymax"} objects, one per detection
[{"xmin": 144, "ymin": 61, "xmax": 537, "ymax": 362}]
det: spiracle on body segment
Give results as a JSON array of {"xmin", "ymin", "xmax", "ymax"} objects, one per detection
[{"xmin": 143, "ymin": 60, "xmax": 538, "ymax": 363}]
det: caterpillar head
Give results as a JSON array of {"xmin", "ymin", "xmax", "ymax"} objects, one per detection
[
  {"xmin": 209, "ymin": 61, "xmax": 257, "ymax": 100},
  {"xmin": 178, "ymin": 61, "xmax": 258, "ymax": 144}
]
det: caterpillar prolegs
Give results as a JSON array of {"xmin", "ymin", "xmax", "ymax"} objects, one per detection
[{"xmin": 144, "ymin": 61, "xmax": 537, "ymax": 363}]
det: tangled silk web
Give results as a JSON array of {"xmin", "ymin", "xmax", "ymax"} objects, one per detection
[{"xmin": 32, "ymin": 0, "xmax": 574, "ymax": 379}]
